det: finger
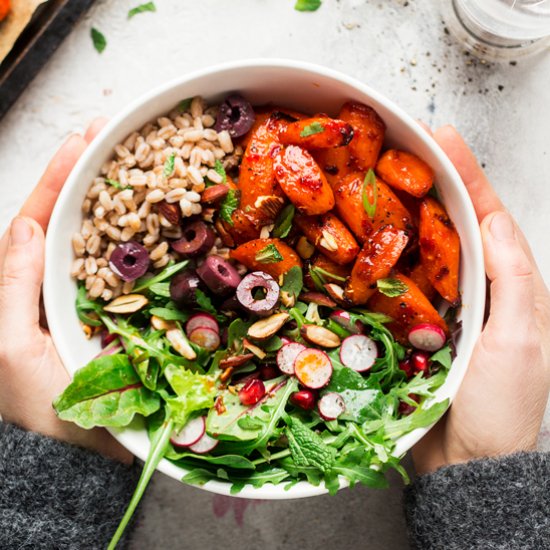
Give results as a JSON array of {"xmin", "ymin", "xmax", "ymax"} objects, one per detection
[
  {"xmin": 433, "ymin": 125, "xmax": 504, "ymax": 222},
  {"xmin": 84, "ymin": 117, "xmax": 109, "ymax": 144},
  {"xmin": 0, "ymin": 217, "xmax": 45, "ymax": 336},
  {"xmin": 19, "ymin": 134, "xmax": 88, "ymax": 232}
]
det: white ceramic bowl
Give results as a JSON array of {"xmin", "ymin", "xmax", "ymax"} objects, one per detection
[{"xmin": 44, "ymin": 59, "xmax": 485, "ymax": 499}]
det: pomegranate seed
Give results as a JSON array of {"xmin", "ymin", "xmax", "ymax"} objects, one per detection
[
  {"xmin": 398, "ymin": 394, "xmax": 420, "ymax": 416},
  {"xmin": 411, "ymin": 351, "xmax": 430, "ymax": 373},
  {"xmin": 290, "ymin": 390, "xmax": 317, "ymax": 410},
  {"xmin": 239, "ymin": 379, "xmax": 266, "ymax": 406},
  {"xmin": 259, "ymin": 364, "xmax": 279, "ymax": 380},
  {"xmin": 399, "ymin": 358, "xmax": 415, "ymax": 379}
]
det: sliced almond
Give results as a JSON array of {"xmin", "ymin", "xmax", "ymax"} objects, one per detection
[
  {"xmin": 243, "ymin": 338, "xmax": 267, "ymax": 360},
  {"xmin": 300, "ymin": 324, "xmax": 341, "ymax": 348},
  {"xmin": 296, "ymin": 236, "xmax": 315, "ymax": 259},
  {"xmin": 280, "ymin": 290, "xmax": 296, "ymax": 308},
  {"xmin": 219, "ymin": 367, "xmax": 235, "ymax": 384},
  {"xmin": 166, "ymin": 327, "xmax": 197, "ymax": 360},
  {"xmin": 248, "ymin": 312, "xmax": 290, "ymax": 340},
  {"xmin": 202, "ymin": 184, "xmax": 229, "ymax": 204},
  {"xmin": 151, "ymin": 315, "xmax": 175, "ymax": 331},
  {"xmin": 80, "ymin": 322, "xmax": 94, "ymax": 340},
  {"xmin": 215, "ymin": 218, "xmax": 235, "ymax": 248},
  {"xmin": 158, "ymin": 200, "xmax": 182, "ymax": 225},
  {"xmin": 254, "ymin": 195, "xmax": 284, "ymax": 219},
  {"xmin": 324, "ymin": 283, "xmax": 347, "ymax": 305},
  {"xmin": 219, "ymin": 353, "xmax": 255, "ymax": 370},
  {"xmin": 260, "ymin": 224, "xmax": 274, "ymax": 239},
  {"xmin": 104, "ymin": 293, "xmax": 149, "ymax": 314},
  {"xmin": 320, "ymin": 230, "xmax": 338, "ymax": 252},
  {"xmin": 299, "ymin": 291, "xmax": 337, "ymax": 308}
]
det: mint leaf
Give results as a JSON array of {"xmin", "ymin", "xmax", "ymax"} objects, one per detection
[
  {"xmin": 220, "ymin": 189, "xmax": 238, "ymax": 225},
  {"xmin": 377, "ymin": 278, "xmax": 409, "ymax": 297},
  {"xmin": 214, "ymin": 159, "xmax": 227, "ymax": 184},
  {"xmin": 430, "ymin": 344, "xmax": 452, "ymax": 370},
  {"xmin": 163, "ymin": 152, "xmax": 176, "ymax": 177},
  {"xmin": 295, "ymin": 0, "xmax": 322, "ymax": 12},
  {"xmin": 255, "ymin": 243, "xmax": 283, "ymax": 263},
  {"xmin": 362, "ymin": 168, "xmax": 377, "ymax": 219},
  {"xmin": 300, "ymin": 121, "xmax": 325, "ymax": 137},
  {"xmin": 91, "ymin": 28, "xmax": 107, "ymax": 53},
  {"xmin": 272, "ymin": 204, "xmax": 295, "ymax": 238},
  {"xmin": 128, "ymin": 1, "xmax": 156, "ymax": 18}
]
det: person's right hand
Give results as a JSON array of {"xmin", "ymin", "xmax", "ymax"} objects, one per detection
[{"xmin": 413, "ymin": 126, "xmax": 550, "ymax": 475}]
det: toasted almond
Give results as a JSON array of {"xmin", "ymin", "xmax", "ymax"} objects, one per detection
[
  {"xmin": 248, "ymin": 312, "xmax": 290, "ymax": 340},
  {"xmin": 151, "ymin": 315, "xmax": 174, "ymax": 331},
  {"xmin": 104, "ymin": 293, "xmax": 149, "ymax": 314},
  {"xmin": 280, "ymin": 290, "xmax": 296, "ymax": 308},
  {"xmin": 324, "ymin": 283, "xmax": 347, "ymax": 305},
  {"xmin": 243, "ymin": 338, "xmax": 267, "ymax": 359},
  {"xmin": 296, "ymin": 236, "xmax": 315, "ymax": 259},
  {"xmin": 299, "ymin": 291, "xmax": 337, "ymax": 308},
  {"xmin": 320, "ymin": 230, "xmax": 338, "ymax": 252},
  {"xmin": 202, "ymin": 184, "xmax": 229, "ymax": 204},
  {"xmin": 300, "ymin": 324, "xmax": 341, "ymax": 348},
  {"xmin": 215, "ymin": 218, "xmax": 235, "ymax": 247},
  {"xmin": 158, "ymin": 200, "xmax": 181, "ymax": 225},
  {"xmin": 219, "ymin": 353, "xmax": 255, "ymax": 370},
  {"xmin": 220, "ymin": 367, "xmax": 235, "ymax": 384},
  {"xmin": 166, "ymin": 327, "xmax": 197, "ymax": 360},
  {"xmin": 80, "ymin": 322, "xmax": 94, "ymax": 339},
  {"xmin": 254, "ymin": 195, "xmax": 284, "ymax": 219},
  {"xmin": 260, "ymin": 224, "xmax": 274, "ymax": 239}
]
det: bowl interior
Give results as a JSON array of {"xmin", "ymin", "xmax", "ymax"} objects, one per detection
[{"xmin": 44, "ymin": 60, "xmax": 485, "ymax": 499}]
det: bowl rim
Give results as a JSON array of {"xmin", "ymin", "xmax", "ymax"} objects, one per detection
[{"xmin": 44, "ymin": 57, "xmax": 486, "ymax": 500}]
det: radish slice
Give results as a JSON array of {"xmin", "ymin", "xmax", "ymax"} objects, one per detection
[
  {"xmin": 408, "ymin": 323, "xmax": 446, "ymax": 352},
  {"xmin": 277, "ymin": 342, "xmax": 306, "ymax": 375},
  {"xmin": 318, "ymin": 392, "xmax": 346, "ymax": 420},
  {"xmin": 186, "ymin": 313, "xmax": 219, "ymax": 336},
  {"xmin": 279, "ymin": 336, "xmax": 293, "ymax": 346},
  {"xmin": 188, "ymin": 326, "xmax": 221, "ymax": 352},
  {"xmin": 294, "ymin": 348, "xmax": 333, "ymax": 389},
  {"xmin": 340, "ymin": 334, "xmax": 378, "ymax": 372},
  {"xmin": 188, "ymin": 432, "xmax": 219, "ymax": 454},
  {"xmin": 329, "ymin": 310, "xmax": 364, "ymax": 335},
  {"xmin": 170, "ymin": 416, "xmax": 205, "ymax": 448}
]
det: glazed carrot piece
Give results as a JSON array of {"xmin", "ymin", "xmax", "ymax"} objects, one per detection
[
  {"xmin": 345, "ymin": 226, "xmax": 408, "ymax": 305},
  {"xmin": 274, "ymin": 146, "xmax": 335, "ymax": 215},
  {"xmin": 419, "ymin": 197, "xmax": 461, "ymax": 306},
  {"xmin": 218, "ymin": 208, "xmax": 261, "ymax": 246},
  {"xmin": 279, "ymin": 117, "xmax": 354, "ymax": 149},
  {"xmin": 376, "ymin": 150, "xmax": 434, "ymax": 198},
  {"xmin": 407, "ymin": 262, "xmax": 437, "ymax": 302},
  {"xmin": 0, "ymin": 0, "xmax": 9, "ymax": 21},
  {"xmin": 313, "ymin": 147, "xmax": 353, "ymax": 189},
  {"xmin": 334, "ymin": 172, "xmax": 413, "ymax": 244},
  {"xmin": 230, "ymin": 238, "xmax": 302, "ymax": 280},
  {"xmin": 294, "ymin": 212, "xmax": 360, "ymax": 265},
  {"xmin": 304, "ymin": 254, "xmax": 351, "ymax": 290},
  {"xmin": 339, "ymin": 102, "xmax": 385, "ymax": 170},
  {"xmin": 368, "ymin": 274, "xmax": 449, "ymax": 344}
]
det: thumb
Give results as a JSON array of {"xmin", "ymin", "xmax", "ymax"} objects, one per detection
[
  {"xmin": 481, "ymin": 211, "xmax": 536, "ymax": 339},
  {"xmin": 0, "ymin": 217, "xmax": 45, "ymax": 336}
]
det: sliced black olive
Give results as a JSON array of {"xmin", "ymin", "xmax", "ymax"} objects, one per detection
[
  {"xmin": 109, "ymin": 241, "xmax": 150, "ymax": 282},
  {"xmin": 169, "ymin": 269, "xmax": 204, "ymax": 306},
  {"xmin": 196, "ymin": 255, "xmax": 242, "ymax": 296},
  {"xmin": 214, "ymin": 94, "xmax": 255, "ymax": 138},
  {"xmin": 171, "ymin": 221, "xmax": 215, "ymax": 258}
]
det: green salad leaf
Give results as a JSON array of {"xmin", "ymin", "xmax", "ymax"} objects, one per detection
[
  {"xmin": 255, "ymin": 243, "xmax": 283, "ymax": 263},
  {"xmin": 272, "ymin": 204, "xmax": 295, "ymax": 238}
]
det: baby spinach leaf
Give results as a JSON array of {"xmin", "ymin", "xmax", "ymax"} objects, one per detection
[
  {"xmin": 181, "ymin": 468, "xmax": 217, "ymax": 486},
  {"xmin": 168, "ymin": 452, "xmax": 256, "ymax": 470},
  {"xmin": 130, "ymin": 350, "xmax": 160, "ymax": 391},
  {"xmin": 238, "ymin": 416, "xmax": 265, "ymax": 431},
  {"xmin": 338, "ymin": 388, "xmax": 384, "ymax": 424},
  {"xmin": 430, "ymin": 344, "xmax": 452, "ymax": 370},
  {"xmin": 227, "ymin": 318, "xmax": 251, "ymax": 351}
]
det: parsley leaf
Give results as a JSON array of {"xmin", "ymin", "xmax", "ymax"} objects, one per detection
[
  {"xmin": 163, "ymin": 153, "xmax": 176, "ymax": 177},
  {"xmin": 128, "ymin": 2, "xmax": 156, "ymax": 18},
  {"xmin": 295, "ymin": 0, "xmax": 322, "ymax": 12},
  {"xmin": 91, "ymin": 28, "xmax": 107, "ymax": 53},
  {"xmin": 376, "ymin": 278, "xmax": 409, "ymax": 297},
  {"xmin": 362, "ymin": 168, "xmax": 378, "ymax": 219},
  {"xmin": 178, "ymin": 98, "xmax": 193, "ymax": 112},
  {"xmin": 214, "ymin": 159, "xmax": 227, "ymax": 184},
  {"xmin": 430, "ymin": 344, "xmax": 453, "ymax": 370},
  {"xmin": 300, "ymin": 121, "xmax": 325, "ymax": 138},
  {"xmin": 105, "ymin": 178, "xmax": 130, "ymax": 190},
  {"xmin": 272, "ymin": 204, "xmax": 295, "ymax": 238},
  {"xmin": 255, "ymin": 243, "xmax": 283, "ymax": 263},
  {"xmin": 219, "ymin": 189, "xmax": 238, "ymax": 225}
]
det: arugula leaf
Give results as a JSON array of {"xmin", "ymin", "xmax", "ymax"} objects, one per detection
[
  {"xmin": 430, "ymin": 344, "xmax": 453, "ymax": 370},
  {"xmin": 149, "ymin": 306, "xmax": 189, "ymax": 322},
  {"xmin": 309, "ymin": 266, "xmax": 325, "ymax": 291},
  {"xmin": 272, "ymin": 204, "xmax": 295, "ymax": 238},
  {"xmin": 255, "ymin": 243, "xmax": 283, "ymax": 263},
  {"xmin": 377, "ymin": 278, "xmax": 409, "ymax": 297},
  {"xmin": 281, "ymin": 265, "xmax": 303, "ymax": 299},
  {"xmin": 133, "ymin": 261, "xmax": 188, "ymax": 292},
  {"xmin": 300, "ymin": 121, "xmax": 325, "ymax": 137},
  {"xmin": 163, "ymin": 152, "xmax": 176, "ymax": 177},
  {"xmin": 130, "ymin": 349, "xmax": 160, "ymax": 391},
  {"xmin": 229, "ymin": 468, "xmax": 290, "ymax": 494},
  {"xmin": 295, "ymin": 0, "xmax": 322, "ymax": 12},
  {"xmin": 331, "ymin": 462, "xmax": 388, "ymax": 490},
  {"xmin": 238, "ymin": 416, "xmax": 265, "ymax": 431},
  {"xmin": 91, "ymin": 28, "xmax": 106, "ymax": 53},
  {"xmin": 220, "ymin": 189, "xmax": 238, "ymax": 225},
  {"xmin": 76, "ymin": 284, "xmax": 103, "ymax": 326},
  {"xmin": 178, "ymin": 98, "xmax": 193, "ymax": 112},
  {"xmin": 169, "ymin": 452, "xmax": 256, "ymax": 470},
  {"xmin": 128, "ymin": 1, "xmax": 156, "ymax": 18},
  {"xmin": 214, "ymin": 159, "xmax": 227, "ymax": 184},
  {"xmin": 148, "ymin": 282, "xmax": 171, "ymax": 298},
  {"xmin": 195, "ymin": 289, "xmax": 226, "ymax": 322},
  {"xmin": 383, "ymin": 399, "xmax": 449, "ymax": 440},
  {"xmin": 362, "ymin": 168, "xmax": 378, "ymax": 219}
]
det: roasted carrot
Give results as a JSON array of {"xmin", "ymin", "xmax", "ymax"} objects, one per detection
[
  {"xmin": 312, "ymin": 147, "xmax": 353, "ymax": 189},
  {"xmin": 0, "ymin": 0, "xmax": 9, "ymax": 21},
  {"xmin": 294, "ymin": 212, "xmax": 360, "ymax": 265},
  {"xmin": 419, "ymin": 197, "xmax": 461, "ymax": 306},
  {"xmin": 368, "ymin": 274, "xmax": 449, "ymax": 344},
  {"xmin": 345, "ymin": 226, "xmax": 408, "ymax": 305},
  {"xmin": 376, "ymin": 150, "xmax": 434, "ymax": 198},
  {"xmin": 279, "ymin": 117, "xmax": 354, "ymax": 149},
  {"xmin": 230, "ymin": 238, "xmax": 302, "ymax": 280},
  {"xmin": 339, "ymin": 101, "xmax": 385, "ymax": 170},
  {"xmin": 334, "ymin": 172, "xmax": 413, "ymax": 244},
  {"xmin": 218, "ymin": 208, "xmax": 261, "ymax": 246},
  {"xmin": 407, "ymin": 262, "xmax": 437, "ymax": 301},
  {"xmin": 303, "ymin": 254, "xmax": 351, "ymax": 290},
  {"xmin": 274, "ymin": 145, "xmax": 335, "ymax": 215}
]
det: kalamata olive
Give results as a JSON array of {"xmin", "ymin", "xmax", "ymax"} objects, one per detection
[
  {"xmin": 169, "ymin": 269, "xmax": 204, "ymax": 306},
  {"xmin": 196, "ymin": 255, "xmax": 242, "ymax": 296},
  {"xmin": 236, "ymin": 272, "xmax": 280, "ymax": 316},
  {"xmin": 171, "ymin": 221, "xmax": 215, "ymax": 258},
  {"xmin": 214, "ymin": 94, "xmax": 256, "ymax": 138},
  {"xmin": 109, "ymin": 241, "xmax": 150, "ymax": 282}
]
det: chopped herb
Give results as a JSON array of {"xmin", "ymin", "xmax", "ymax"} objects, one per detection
[
  {"xmin": 295, "ymin": 0, "xmax": 322, "ymax": 12},
  {"xmin": 309, "ymin": 266, "xmax": 326, "ymax": 291},
  {"xmin": 195, "ymin": 290, "xmax": 226, "ymax": 322},
  {"xmin": 311, "ymin": 266, "xmax": 346, "ymax": 283},
  {"xmin": 300, "ymin": 121, "xmax": 325, "ymax": 138},
  {"xmin": 220, "ymin": 189, "xmax": 238, "ymax": 225},
  {"xmin": 105, "ymin": 179, "xmax": 127, "ymax": 190},
  {"xmin": 255, "ymin": 244, "xmax": 283, "ymax": 264},
  {"xmin": 362, "ymin": 168, "xmax": 378, "ymax": 219},
  {"xmin": 91, "ymin": 28, "xmax": 107, "ymax": 53},
  {"xmin": 272, "ymin": 204, "xmax": 295, "ymax": 239},
  {"xmin": 178, "ymin": 98, "xmax": 193, "ymax": 112},
  {"xmin": 128, "ymin": 2, "xmax": 156, "ymax": 18},
  {"xmin": 376, "ymin": 278, "xmax": 409, "ymax": 298},
  {"xmin": 214, "ymin": 159, "xmax": 227, "ymax": 184},
  {"xmin": 163, "ymin": 153, "xmax": 176, "ymax": 177}
]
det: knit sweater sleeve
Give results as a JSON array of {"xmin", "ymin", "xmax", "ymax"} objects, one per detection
[
  {"xmin": 0, "ymin": 422, "xmax": 141, "ymax": 549},
  {"xmin": 403, "ymin": 452, "xmax": 550, "ymax": 549}
]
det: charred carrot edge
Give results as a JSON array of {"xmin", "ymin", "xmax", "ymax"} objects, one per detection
[{"xmin": 376, "ymin": 150, "xmax": 434, "ymax": 198}]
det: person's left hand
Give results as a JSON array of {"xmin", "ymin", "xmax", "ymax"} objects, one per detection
[{"xmin": 0, "ymin": 120, "xmax": 132, "ymax": 463}]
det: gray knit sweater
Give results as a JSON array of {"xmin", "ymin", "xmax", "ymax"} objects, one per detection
[{"xmin": 1, "ymin": 422, "xmax": 549, "ymax": 549}]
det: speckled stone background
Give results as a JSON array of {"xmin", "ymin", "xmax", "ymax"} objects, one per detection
[{"xmin": 0, "ymin": 1, "xmax": 549, "ymax": 548}]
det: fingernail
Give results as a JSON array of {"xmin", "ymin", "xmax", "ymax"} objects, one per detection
[
  {"xmin": 10, "ymin": 217, "xmax": 33, "ymax": 246},
  {"xmin": 489, "ymin": 211, "xmax": 515, "ymax": 241}
]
